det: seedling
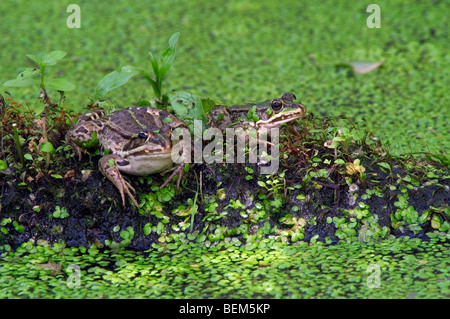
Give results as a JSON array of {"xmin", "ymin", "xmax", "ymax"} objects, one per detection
[
  {"xmin": 95, "ymin": 32, "xmax": 180, "ymax": 106},
  {"xmin": 2, "ymin": 50, "xmax": 75, "ymax": 113},
  {"xmin": 50, "ymin": 206, "xmax": 69, "ymax": 219},
  {"xmin": 94, "ymin": 32, "xmax": 214, "ymax": 129}
]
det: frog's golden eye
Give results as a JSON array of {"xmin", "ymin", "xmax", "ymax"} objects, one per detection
[
  {"xmin": 270, "ymin": 99, "xmax": 284, "ymax": 112},
  {"xmin": 138, "ymin": 129, "xmax": 148, "ymax": 139}
]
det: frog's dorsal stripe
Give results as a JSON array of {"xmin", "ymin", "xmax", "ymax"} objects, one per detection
[{"xmin": 127, "ymin": 108, "xmax": 147, "ymax": 130}]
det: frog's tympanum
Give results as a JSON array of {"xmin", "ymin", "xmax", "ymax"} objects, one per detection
[{"xmin": 66, "ymin": 107, "xmax": 188, "ymax": 208}]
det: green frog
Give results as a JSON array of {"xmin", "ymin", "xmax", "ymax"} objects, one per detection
[
  {"xmin": 66, "ymin": 107, "xmax": 189, "ymax": 208},
  {"xmin": 207, "ymin": 92, "xmax": 306, "ymax": 132},
  {"xmin": 205, "ymin": 92, "xmax": 306, "ymax": 167}
]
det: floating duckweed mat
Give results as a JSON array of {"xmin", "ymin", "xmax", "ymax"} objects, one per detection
[{"xmin": 0, "ymin": 237, "xmax": 448, "ymax": 298}]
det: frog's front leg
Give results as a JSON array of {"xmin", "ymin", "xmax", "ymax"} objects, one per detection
[
  {"xmin": 98, "ymin": 154, "xmax": 139, "ymax": 208},
  {"xmin": 160, "ymin": 163, "xmax": 186, "ymax": 190}
]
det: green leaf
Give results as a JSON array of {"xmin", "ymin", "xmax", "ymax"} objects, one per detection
[
  {"xmin": 325, "ymin": 136, "xmax": 346, "ymax": 149},
  {"xmin": 0, "ymin": 160, "xmax": 7, "ymax": 171},
  {"xmin": 141, "ymin": 72, "xmax": 161, "ymax": 99},
  {"xmin": 26, "ymin": 54, "xmax": 44, "ymax": 67},
  {"xmin": 257, "ymin": 181, "xmax": 266, "ymax": 188},
  {"xmin": 246, "ymin": 105, "xmax": 260, "ymax": 122},
  {"xmin": 42, "ymin": 50, "xmax": 67, "ymax": 66},
  {"xmin": 17, "ymin": 68, "xmax": 39, "ymax": 79},
  {"xmin": 3, "ymin": 78, "xmax": 36, "ymax": 88},
  {"xmin": 120, "ymin": 230, "xmax": 130, "ymax": 240},
  {"xmin": 156, "ymin": 222, "xmax": 165, "ymax": 235},
  {"xmin": 148, "ymin": 51, "xmax": 160, "ymax": 81},
  {"xmin": 143, "ymin": 223, "xmax": 152, "ymax": 236},
  {"xmin": 39, "ymin": 141, "xmax": 56, "ymax": 154},
  {"xmin": 95, "ymin": 66, "xmax": 141, "ymax": 99},
  {"xmin": 159, "ymin": 48, "xmax": 175, "ymax": 80},
  {"xmin": 201, "ymin": 97, "xmax": 217, "ymax": 115},
  {"xmin": 52, "ymin": 209, "xmax": 60, "ymax": 218},
  {"xmin": 431, "ymin": 215, "xmax": 441, "ymax": 229},
  {"xmin": 24, "ymin": 153, "xmax": 33, "ymax": 160},
  {"xmin": 159, "ymin": 32, "xmax": 180, "ymax": 80},
  {"xmin": 168, "ymin": 91, "xmax": 206, "ymax": 131},
  {"xmin": 377, "ymin": 162, "xmax": 391, "ymax": 171},
  {"xmin": 46, "ymin": 78, "xmax": 76, "ymax": 91},
  {"xmin": 136, "ymin": 99, "xmax": 151, "ymax": 106},
  {"xmin": 166, "ymin": 243, "xmax": 178, "ymax": 250},
  {"xmin": 168, "ymin": 32, "xmax": 180, "ymax": 50}
]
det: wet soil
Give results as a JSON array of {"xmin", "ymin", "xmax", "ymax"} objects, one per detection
[{"xmin": 1, "ymin": 149, "xmax": 448, "ymax": 250}]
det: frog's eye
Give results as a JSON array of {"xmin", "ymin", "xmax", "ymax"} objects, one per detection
[
  {"xmin": 138, "ymin": 129, "xmax": 148, "ymax": 139},
  {"xmin": 270, "ymin": 99, "xmax": 284, "ymax": 112}
]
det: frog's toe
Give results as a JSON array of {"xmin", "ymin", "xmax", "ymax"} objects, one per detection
[
  {"xmin": 117, "ymin": 178, "xmax": 138, "ymax": 207},
  {"xmin": 99, "ymin": 155, "xmax": 139, "ymax": 208},
  {"xmin": 160, "ymin": 164, "xmax": 185, "ymax": 190},
  {"xmin": 124, "ymin": 180, "xmax": 136, "ymax": 194}
]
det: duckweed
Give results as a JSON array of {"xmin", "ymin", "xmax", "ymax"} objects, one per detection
[
  {"xmin": 1, "ymin": 0, "xmax": 449, "ymax": 300},
  {"xmin": 0, "ymin": 238, "xmax": 448, "ymax": 299}
]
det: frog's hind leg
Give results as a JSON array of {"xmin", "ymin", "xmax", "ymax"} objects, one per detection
[{"xmin": 98, "ymin": 155, "xmax": 139, "ymax": 208}]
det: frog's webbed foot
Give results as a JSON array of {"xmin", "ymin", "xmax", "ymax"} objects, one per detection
[
  {"xmin": 160, "ymin": 163, "xmax": 185, "ymax": 190},
  {"xmin": 99, "ymin": 155, "xmax": 139, "ymax": 208}
]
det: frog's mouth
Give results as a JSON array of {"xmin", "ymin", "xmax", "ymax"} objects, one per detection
[{"xmin": 256, "ymin": 106, "xmax": 306, "ymax": 129}]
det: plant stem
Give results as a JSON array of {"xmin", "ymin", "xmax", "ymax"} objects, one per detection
[
  {"xmin": 41, "ymin": 117, "xmax": 51, "ymax": 170},
  {"xmin": 40, "ymin": 65, "xmax": 46, "ymax": 90},
  {"xmin": 12, "ymin": 124, "xmax": 24, "ymax": 165},
  {"xmin": 190, "ymin": 174, "xmax": 199, "ymax": 233}
]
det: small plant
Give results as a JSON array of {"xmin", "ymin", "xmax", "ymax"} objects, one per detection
[
  {"xmin": 2, "ymin": 50, "xmax": 75, "ymax": 113},
  {"xmin": 0, "ymin": 218, "xmax": 12, "ymax": 235},
  {"xmin": 95, "ymin": 32, "xmax": 180, "ymax": 106},
  {"xmin": 244, "ymin": 166, "xmax": 254, "ymax": 180},
  {"xmin": 258, "ymin": 171, "xmax": 290, "ymax": 197},
  {"xmin": 119, "ymin": 226, "xmax": 135, "ymax": 247},
  {"xmin": 1, "ymin": 54, "xmax": 77, "ymax": 174},
  {"xmin": 50, "ymin": 206, "xmax": 69, "ymax": 219},
  {"xmin": 94, "ymin": 32, "xmax": 215, "ymax": 131}
]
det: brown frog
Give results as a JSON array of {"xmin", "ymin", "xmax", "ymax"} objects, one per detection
[{"xmin": 66, "ymin": 107, "xmax": 189, "ymax": 207}]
